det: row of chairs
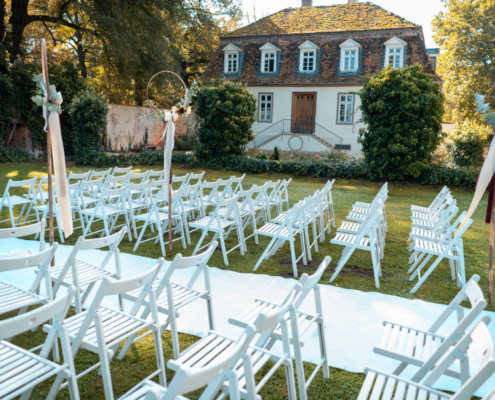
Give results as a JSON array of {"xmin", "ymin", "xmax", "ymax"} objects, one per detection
[
  {"xmin": 253, "ymin": 180, "xmax": 336, "ymax": 277},
  {"xmin": 358, "ymin": 274, "xmax": 495, "ymax": 400},
  {"xmin": 0, "ymin": 221, "xmax": 332, "ymax": 400},
  {"xmin": 329, "ymin": 183, "xmax": 388, "ymax": 288},
  {"xmin": 408, "ymin": 186, "xmax": 472, "ymax": 293}
]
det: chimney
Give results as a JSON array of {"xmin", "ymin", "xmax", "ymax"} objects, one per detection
[
  {"xmin": 348, "ymin": 0, "xmax": 358, "ymax": 3},
  {"xmin": 301, "ymin": 0, "xmax": 312, "ymax": 6}
]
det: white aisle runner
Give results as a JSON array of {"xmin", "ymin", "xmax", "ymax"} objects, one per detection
[{"xmin": 1, "ymin": 238, "xmax": 494, "ymax": 396}]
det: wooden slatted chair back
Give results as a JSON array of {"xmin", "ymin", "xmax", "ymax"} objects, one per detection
[{"xmin": 0, "ymin": 220, "xmax": 45, "ymax": 249}]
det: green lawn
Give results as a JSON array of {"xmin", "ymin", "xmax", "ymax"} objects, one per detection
[{"xmin": 0, "ymin": 161, "xmax": 491, "ymax": 399}]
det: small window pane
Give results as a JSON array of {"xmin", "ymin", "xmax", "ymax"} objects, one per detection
[{"xmin": 259, "ymin": 93, "xmax": 273, "ymax": 122}]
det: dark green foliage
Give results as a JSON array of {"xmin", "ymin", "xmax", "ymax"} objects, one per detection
[
  {"xmin": 270, "ymin": 146, "xmax": 280, "ymax": 161},
  {"xmin": 0, "ymin": 73, "xmax": 13, "ymax": 143},
  {"xmin": 69, "ymin": 90, "xmax": 108, "ymax": 154},
  {"xmin": 75, "ymin": 150, "xmax": 164, "ymax": 166},
  {"xmin": 10, "ymin": 63, "xmax": 45, "ymax": 143},
  {"xmin": 50, "ymin": 62, "xmax": 87, "ymax": 155},
  {"xmin": 447, "ymin": 120, "xmax": 491, "ymax": 167},
  {"xmin": 194, "ymin": 82, "xmax": 256, "ymax": 161},
  {"xmin": 359, "ymin": 65, "xmax": 444, "ymax": 180},
  {"xmin": 0, "ymin": 146, "xmax": 31, "ymax": 162}
]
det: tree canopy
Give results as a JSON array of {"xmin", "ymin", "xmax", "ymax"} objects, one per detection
[
  {"xmin": 433, "ymin": 0, "xmax": 495, "ymax": 122},
  {"xmin": 1, "ymin": 0, "xmax": 241, "ymax": 105}
]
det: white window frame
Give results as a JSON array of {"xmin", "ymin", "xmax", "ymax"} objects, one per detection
[
  {"xmin": 298, "ymin": 40, "xmax": 319, "ymax": 73},
  {"xmin": 384, "ymin": 37, "xmax": 407, "ymax": 69},
  {"xmin": 337, "ymin": 93, "xmax": 355, "ymax": 125},
  {"xmin": 260, "ymin": 43, "xmax": 280, "ymax": 73},
  {"xmin": 223, "ymin": 43, "xmax": 242, "ymax": 74},
  {"xmin": 339, "ymin": 38, "xmax": 361, "ymax": 72},
  {"xmin": 258, "ymin": 93, "xmax": 273, "ymax": 123}
]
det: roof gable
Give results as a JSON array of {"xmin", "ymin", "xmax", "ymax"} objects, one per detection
[
  {"xmin": 223, "ymin": 43, "xmax": 241, "ymax": 52},
  {"xmin": 384, "ymin": 36, "xmax": 407, "ymax": 46},
  {"xmin": 298, "ymin": 40, "xmax": 319, "ymax": 50},
  {"xmin": 224, "ymin": 2, "xmax": 418, "ymax": 38},
  {"xmin": 340, "ymin": 38, "xmax": 362, "ymax": 49},
  {"xmin": 260, "ymin": 42, "xmax": 280, "ymax": 52}
]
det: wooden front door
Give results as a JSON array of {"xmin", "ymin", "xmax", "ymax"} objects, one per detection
[{"xmin": 291, "ymin": 92, "xmax": 317, "ymax": 133}]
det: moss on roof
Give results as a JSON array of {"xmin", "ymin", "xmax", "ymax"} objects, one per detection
[{"xmin": 225, "ymin": 2, "xmax": 418, "ymax": 37}]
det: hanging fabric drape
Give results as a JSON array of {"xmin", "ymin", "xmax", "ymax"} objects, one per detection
[
  {"xmin": 161, "ymin": 110, "xmax": 176, "ymax": 199},
  {"xmin": 33, "ymin": 75, "xmax": 73, "ymax": 237}
]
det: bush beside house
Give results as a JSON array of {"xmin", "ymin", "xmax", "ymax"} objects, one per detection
[{"xmin": 359, "ymin": 65, "xmax": 444, "ymax": 180}]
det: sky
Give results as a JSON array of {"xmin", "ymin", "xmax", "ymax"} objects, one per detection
[{"xmin": 239, "ymin": 0, "xmax": 445, "ymax": 48}]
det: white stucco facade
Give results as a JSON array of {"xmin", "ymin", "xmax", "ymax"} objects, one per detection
[{"xmin": 247, "ymin": 85, "xmax": 364, "ymax": 156}]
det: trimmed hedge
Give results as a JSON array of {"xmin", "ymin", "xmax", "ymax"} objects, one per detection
[
  {"xmin": 75, "ymin": 150, "xmax": 479, "ymax": 189},
  {"xmin": 0, "ymin": 146, "xmax": 32, "ymax": 162}
]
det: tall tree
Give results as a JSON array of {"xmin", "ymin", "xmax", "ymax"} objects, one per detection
[{"xmin": 433, "ymin": 0, "xmax": 495, "ymax": 122}]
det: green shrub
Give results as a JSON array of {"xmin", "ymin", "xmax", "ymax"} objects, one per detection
[
  {"xmin": 447, "ymin": 120, "xmax": 490, "ymax": 167},
  {"xmin": 359, "ymin": 65, "xmax": 444, "ymax": 180},
  {"xmin": 194, "ymin": 82, "xmax": 256, "ymax": 161},
  {"xmin": 0, "ymin": 146, "xmax": 31, "ymax": 162},
  {"xmin": 70, "ymin": 90, "xmax": 108, "ymax": 156},
  {"xmin": 0, "ymin": 73, "xmax": 13, "ymax": 143}
]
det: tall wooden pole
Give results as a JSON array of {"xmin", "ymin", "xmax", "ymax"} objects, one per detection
[{"xmin": 41, "ymin": 40, "xmax": 55, "ymax": 249}]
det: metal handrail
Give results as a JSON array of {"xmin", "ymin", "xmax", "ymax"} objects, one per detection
[{"xmin": 253, "ymin": 119, "xmax": 344, "ymax": 148}]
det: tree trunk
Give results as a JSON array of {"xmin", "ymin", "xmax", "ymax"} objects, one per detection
[
  {"xmin": 9, "ymin": 0, "xmax": 30, "ymax": 61},
  {"xmin": 0, "ymin": 0, "xmax": 6, "ymax": 43},
  {"xmin": 75, "ymin": 30, "xmax": 88, "ymax": 78}
]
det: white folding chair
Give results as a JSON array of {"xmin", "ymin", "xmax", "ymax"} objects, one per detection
[
  {"xmin": 200, "ymin": 179, "xmax": 222, "ymax": 210},
  {"xmin": 0, "ymin": 292, "xmax": 80, "ymax": 400},
  {"xmin": 409, "ymin": 211, "xmax": 472, "ymax": 294},
  {"xmin": 172, "ymin": 173, "xmax": 190, "ymax": 190},
  {"xmin": 0, "ymin": 177, "xmax": 37, "ymax": 227},
  {"xmin": 111, "ymin": 166, "xmax": 132, "ymax": 176},
  {"xmin": 80, "ymin": 185, "xmax": 133, "ymax": 241},
  {"xmin": 119, "ymin": 303, "xmax": 265, "ymax": 400},
  {"xmin": 67, "ymin": 171, "xmax": 91, "ymax": 184},
  {"xmin": 374, "ymin": 274, "xmax": 487, "ymax": 381},
  {"xmin": 120, "ymin": 242, "xmax": 217, "ymax": 359},
  {"xmin": 0, "ymin": 244, "xmax": 57, "ymax": 315},
  {"xmin": 411, "ymin": 186, "xmax": 450, "ymax": 214},
  {"xmin": 90, "ymin": 168, "xmax": 112, "ymax": 180},
  {"xmin": 358, "ymin": 316, "xmax": 495, "ymax": 400},
  {"xmin": 184, "ymin": 171, "xmax": 205, "ymax": 186},
  {"xmin": 239, "ymin": 256, "xmax": 331, "ymax": 400},
  {"xmin": 171, "ymin": 282, "xmax": 302, "ymax": 400},
  {"xmin": 191, "ymin": 195, "xmax": 245, "ymax": 266},
  {"xmin": 0, "ymin": 220, "xmax": 45, "ymax": 259},
  {"xmin": 52, "ymin": 262, "xmax": 166, "ymax": 400},
  {"xmin": 148, "ymin": 169, "xmax": 164, "ymax": 182},
  {"xmin": 51, "ymin": 228, "xmax": 126, "ymax": 313},
  {"xmin": 253, "ymin": 202, "xmax": 307, "ymax": 277},
  {"xmin": 330, "ymin": 200, "xmax": 384, "ymax": 288}
]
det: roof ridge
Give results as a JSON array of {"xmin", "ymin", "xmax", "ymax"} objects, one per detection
[{"xmin": 225, "ymin": 2, "xmax": 418, "ymax": 38}]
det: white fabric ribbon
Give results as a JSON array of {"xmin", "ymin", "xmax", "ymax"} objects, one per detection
[
  {"xmin": 459, "ymin": 138, "xmax": 495, "ymax": 231},
  {"xmin": 37, "ymin": 80, "xmax": 73, "ymax": 238},
  {"xmin": 161, "ymin": 110, "xmax": 176, "ymax": 198}
]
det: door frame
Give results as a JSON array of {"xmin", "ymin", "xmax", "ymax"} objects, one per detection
[{"xmin": 291, "ymin": 92, "xmax": 317, "ymax": 134}]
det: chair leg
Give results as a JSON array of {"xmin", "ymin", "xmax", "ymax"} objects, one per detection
[
  {"xmin": 289, "ymin": 239, "xmax": 299, "ymax": 278},
  {"xmin": 219, "ymin": 231, "xmax": 229, "ymax": 266},
  {"xmin": 329, "ymin": 246, "xmax": 355, "ymax": 282},
  {"xmin": 253, "ymin": 236, "xmax": 278, "ymax": 271}
]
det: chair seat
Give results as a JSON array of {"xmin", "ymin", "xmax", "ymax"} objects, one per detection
[
  {"xmin": 119, "ymin": 380, "xmax": 188, "ymax": 400},
  {"xmin": 80, "ymin": 205, "xmax": 124, "ymax": 218},
  {"xmin": 409, "ymin": 227, "xmax": 437, "ymax": 240},
  {"xmin": 256, "ymin": 222, "xmax": 294, "ymax": 239},
  {"xmin": 411, "ymin": 211, "xmax": 436, "ymax": 220},
  {"xmin": 351, "ymin": 206, "xmax": 370, "ymax": 215},
  {"xmin": 374, "ymin": 321, "xmax": 444, "ymax": 366},
  {"xmin": 331, "ymin": 232, "xmax": 370, "ymax": 248},
  {"xmin": 122, "ymin": 281, "xmax": 205, "ymax": 314},
  {"xmin": 346, "ymin": 211, "xmax": 367, "ymax": 222},
  {"xmin": 0, "ymin": 340, "xmax": 67, "ymax": 399},
  {"xmin": 411, "ymin": 218, "xmax": 436, "ymax": 229},
  {"xmin": 4, "ymin": 195, "xmax": 31, "ymax": 207},
  {"xmin": 190, "ymin": 216, "xmax": 234, "ymax": 231},
  {"xmin": 134, "ymin": 211, "xmax": 169, "ymax": 223},
  {"xmin": 338, "ymin": 221, "xmax": 361, "ymax": 234},
  {"xmin": 354, "ymin": 201, "xmax": 371, "ymax": 208},
  {"xmin": 51, "ymin": 259, "xmax": 116, "ymax": 288},
  {"xmin": 412, "ymin": 239, "xmax": 454, "ymax": 256},
  {"xmin": 358, "ymin": 369, "xmax": 450, "ymax": 400},
  {"xmin": 0, "ymin": 281, "xmax": 46, "ymax": 315},
  {"xmin": 62, "ymin": 306, "xmax": 149, "ymax": 353}
]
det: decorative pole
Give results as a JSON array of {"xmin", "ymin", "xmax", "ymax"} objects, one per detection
[
  {"xmin": 41, "ymin": 40, "xmax": 55, "ymax": 247},
  {"xmin": 145, "ymin": 71, "xmax": 190, "ymax": 253},
  {"xmin": 32, "ymin": 40, "xmax": 73, "ymax": 250}
]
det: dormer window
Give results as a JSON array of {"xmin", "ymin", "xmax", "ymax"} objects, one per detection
[
  {"xmin": 339, "ymin": 39, "xmax": 361, "ymax": 72},
  {"xmin": 223, "ymin": 43, "xmax": 241, "ymax": 74},
  {"xmin": 384, "ymin": 37, "xmax": 407, "ymax": 69},
  {"xmin": 260, "ymin": 43, "xmax": 280, "ymax": 73},
  {"xmin": 298, "ymin": 40, "xmax": 318, "ymax": 72}
]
